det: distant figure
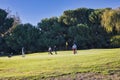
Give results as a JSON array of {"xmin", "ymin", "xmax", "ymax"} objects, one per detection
[
  {"xmin": 22, "ymin": 47, "xmax": 25, "ymax": 57},
  {"xmin": 72, "ymin": 43, "xmax": 77, "ymax": 54},
  {"xmin": 66, "ymin": 42, "xmax": 68, "ymax": 50},
  {"xmin": 48, "ymin": 47, "xmax": 53, "ymax": 55},
  {"xmin": 54, "ymin": 45, "xmax": 57, "ymax": 54}
]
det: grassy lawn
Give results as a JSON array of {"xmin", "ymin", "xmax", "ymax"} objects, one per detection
[{"xmin": 0, "ymin": 48, "xmax": 120, "ymax": 79}]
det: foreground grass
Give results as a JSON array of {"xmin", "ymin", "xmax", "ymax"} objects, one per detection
[{"xmin": 0, "ymin": 48, "xmax": 120, "ymax": 79}]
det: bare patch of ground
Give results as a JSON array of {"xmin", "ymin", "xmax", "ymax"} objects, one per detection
[{"xmin": 44, "ymin": 72, "xmax": 120, "ymax": 80}]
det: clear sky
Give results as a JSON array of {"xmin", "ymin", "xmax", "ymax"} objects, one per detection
[{"xmin": 0, "ymin": 0, "xmax": 120, "ymax": 25}]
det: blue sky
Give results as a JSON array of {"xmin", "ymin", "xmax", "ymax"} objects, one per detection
[{"xmin": 0, "ymin": 0, "xmax": 120, "ymax": 25}]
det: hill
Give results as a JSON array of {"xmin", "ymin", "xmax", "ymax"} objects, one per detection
[{"xmin": 0, "ymin": 48, "xmax": 120, "ymax": 80}]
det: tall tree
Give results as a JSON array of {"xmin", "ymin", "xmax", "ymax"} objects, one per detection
[
  {"xmin": 0, "ymin": 8, "xmax": 15, "ymax": 53},
  {"xmin": 68, "ymin": 24, "xmax": 91, "ymax": 49},
  {"xmin": 37, "ymin": 17, "xmax": 65, "ymax": 50},
  {"xmin": 5, "ymin": 23, "xmax": 41, "ymax": 54},
  {"xmin": 101, "ymin": 9, "xmax": 120, "ymax": 34},
  {"xmin": 59, "ymin": 8, "xmax": 94, "ymax": 27}
]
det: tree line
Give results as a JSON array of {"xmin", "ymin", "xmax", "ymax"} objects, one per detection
[{"xmin": 0, "ymin": 7, "xmax": 120, "ymax": 55}]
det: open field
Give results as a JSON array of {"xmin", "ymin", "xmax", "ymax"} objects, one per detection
[{"xmin": 0, "ymin": 48, "xmax": 120, "ymax": 80}]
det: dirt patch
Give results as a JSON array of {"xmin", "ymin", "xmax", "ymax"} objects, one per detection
[{"xmin": 44, "ymin": 72, "xmax": 120, "ymax": 80}]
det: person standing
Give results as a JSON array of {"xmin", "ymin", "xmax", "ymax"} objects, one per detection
[
  {"xmin": 22, "ymin": 47, "xmax": 25, "ymax": 57},
  {"xmin": 54, "ymin": 45, "xmax": 57, "ymax": 54},
  {"xmin": 66, "ymin": 42, "xmax": 68, "ymax": 50},
  {"xmin": 72, "ymin": 43, "xmax": 77, "ymax": 54},
  {"xmin": 48, "ymin": 47, "xmax": 53, "ymax": 55}
]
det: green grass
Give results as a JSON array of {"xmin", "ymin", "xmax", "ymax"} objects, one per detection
[{"xmin": 0, "ymin": 48, "xmax": 120, "ymax": 79}]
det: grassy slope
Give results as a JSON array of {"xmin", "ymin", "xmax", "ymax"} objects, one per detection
[{"xmin": 0, "ymin": 48, "xmax": 120, "ymax": 79}]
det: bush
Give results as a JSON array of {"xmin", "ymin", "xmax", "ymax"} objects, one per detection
[{"xmin": 110, "ymin": 35, "xmax": 120, "ymax": 48}]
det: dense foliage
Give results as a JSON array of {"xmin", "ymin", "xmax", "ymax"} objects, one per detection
[{"xmin": 0, "ymin": 7, "xmax": 120, "ymax": 55}]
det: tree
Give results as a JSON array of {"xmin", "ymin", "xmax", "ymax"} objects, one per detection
[
  {"xmin": 0, "ymin": 8, "xmax": 14, "ymax": 36},
  {"xmin": 59, "ymin": 8, "xmax": 93, "ymax": 27},
  {"xmin": 37, "ymin": 17, "xmax": 65, "ymax": 50},
  {"xmin": 68, "ymin": 24, "xmax": 91, "ymax": 49},
  {"xmin": 0, "ymin": 8, "xmax": 15, "ymax": 53},
  {"xmin": 101, "ymin": 9, "xmax": 120, "ymax": 34},
  {"xmin": 5, "ymin": 23, "xmax": 41, "ymax": 54}
]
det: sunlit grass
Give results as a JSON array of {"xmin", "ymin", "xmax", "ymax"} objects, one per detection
[{"xmin": 0, "ymin": 48, "xmax": 120, "ymax": 79}]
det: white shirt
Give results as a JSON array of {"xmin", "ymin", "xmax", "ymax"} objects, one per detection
[{"xmin": 72, "ymin": 44, "xmax": 77, "ymax": 49}]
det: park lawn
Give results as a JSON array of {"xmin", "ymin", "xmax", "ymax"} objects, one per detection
[{"xmin": 0, "ymin": 48, "xmax": 120, "ymax": 79}]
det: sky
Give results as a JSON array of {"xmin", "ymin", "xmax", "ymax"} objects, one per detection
[{"xmin": 0, "ymin": 0, "xmax": 120, "ymax": 25}]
